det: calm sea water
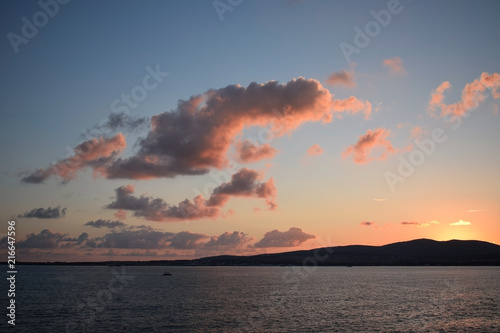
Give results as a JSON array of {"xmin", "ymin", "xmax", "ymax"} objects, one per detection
[{"xmin": 3, "ymin": 266, "xmax": 500, "ymax": 332}]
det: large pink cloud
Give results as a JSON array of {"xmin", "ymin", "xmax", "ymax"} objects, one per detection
[
  {"xmin": 22, "ymin": 134, "xmax": 126, "ymax": 183},
  {"xmin": 428, "ymin": 72, "xmax": 500, "ymax": 118},
  {"xmin": 342, "ymin": 128, "xmax": 395, "ymax": 164},
  {"xmin": 106, "ymin": 168, "xmax": 277, "ymax": 221},
  {"xmin": 105, "ymin": 78, "xmax": 371, "ymax": 179}
]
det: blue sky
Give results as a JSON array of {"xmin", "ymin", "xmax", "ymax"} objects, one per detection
[{"xmin": 1, "ymin": 0, "xmax": 499, "ymax": 261}]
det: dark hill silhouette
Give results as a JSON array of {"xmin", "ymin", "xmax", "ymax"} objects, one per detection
[
  {"xmin": 163, "ymin": 238, "xmax": 500, "ymax": 266},
  {"xmin": 19, "ymin": 238, "xmax": 500, "ymax": 266}
]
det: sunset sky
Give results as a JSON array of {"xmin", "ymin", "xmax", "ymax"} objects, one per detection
[{"xmin": 1, "ymin": 0, "xmax": 499, "ymax": 262}]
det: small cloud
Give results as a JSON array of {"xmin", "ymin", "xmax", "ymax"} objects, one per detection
[
  {"xmin": 401, "ymin": 221, "xmax": 438, "ymax": 228},
  {"xmin": 409, "ymin": 126, "xmax": 423, "ymax": 139},
  {"xmin": 326, "ymin": 69, "xmax": 356, "ymax": 88},
  {"xmin": 84, "ymin": 219, "xmax": 126, "ymax": 229},
  {"xmin": 254, "ymin": 227, "xmax": 315, "ymax": 248},
  {"xmin": 235, "ymin": 140, "xmax": 277, "ymax": 163},
  {"xmin": 114, "ymin": 209, "xmax": 127, "ymax": 220},
  {"xmin": 450, "ymin": 220, "xmax": 471, "ymax": 226},
  {"xmin": 18, "ymin": 206, "xmax": 67, "ymax": 219},
  {"xmin": 307, "ymin": 144, "xmax": 323, "ymax": 156},
  {"xmin": 494, "ymin": 105, "xmax": 499, "ymax": 115},
  {"xmin": 342, "ymin": 128, "xmax": 396, "ymax": 164},
  {"xmin": 467, "ymin": 209, "xmax": 485, "ymax": 213},
  {"xmin": 373, "ymin": 198, "xmax": 387, "ymax": 202},
  {"xmin": 360, "ymin": 221, "xmax": 375, "ymax": 227},
  {"xmin": 383, "ymin": 57, "xmax": 406, "ymax": 74}
]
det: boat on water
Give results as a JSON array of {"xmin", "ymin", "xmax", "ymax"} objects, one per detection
[{"xmin": 163, "ymin": 272, "xmax": 172, "ymax": 276}]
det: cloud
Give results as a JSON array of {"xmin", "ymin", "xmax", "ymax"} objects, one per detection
[
  {"xmin": 326, "ymin": 69, "xmax": 356, "ymax": 88},
  {"xmin": 306, "ymin": 144, "xmax": 323, "ymax": 156},
  {"xmin": 18, "ymin": 229, "xmax": 65, "ymax": 249},
  {"xmin": 84, "ymin": 219, "xmax": 126, "ymax": 229},
  {"xmin": 83, "ymin": 112, "xmax": 148, "ymax": 138},
  {"xmin": 401, "ymin": 221, "xmax": 438, "ymax": 228},
  {"xmin": 203, "ymin": 231, "xmax": 252, "ymax": 250},
  {"xmin": 235, "ymin": 140, "xmax": 277, "ymax": 163},
  {"xmin": 467, "ymin": 209, "xmax": 485, "ymax": 213},
  {"xmin": 114, "ymin": 209, "xmax": 127, "ymax": 220},
  {"xmin": 120, "ymin": 250, "xmax": 158, "ymax": 257},
  {"xmin": 428, "ymin": 72, "xmax": 500, "ymax": 118},
  {"xmin": 22, "ymin": 134, "xmax": 126, "ymax": 183},
  {"xmin": 86, "ymin": 229, "xmax": 176, "ymax": 249},
  {"xmin": 18, "ymin": 206, "xmax": 67, "ymax": 219},
  {"xmin": 342, "ymin": 128, "xmax": 395, "ymax": 164},
  {"xmin": 450, "ymin": 220, "xmax": 471, "ymax": 226},
  {"xmin": 409, "ymin": 126, "xmax": 423, "ymax": 139},
  {"xmin": 23, "ymin": 78, "xmax": 372, "ymax": 183},
  {"xmin": 383, "ymin": 57, "xmax": 406, "ymax": 74},
  {"xmin": 104, "ymin": 77, "xmax": 371, "ymax": 180},
  {"xmin": 360, "ymin": 221, "xmax": 375, "ymax": 226},
  {"xmin": 107, "ymin": 168, "xmax": 277, "ymax": 221},
  {"xmin": 168, "ymin": 231, "xmax": 209, "ymax": 249},
  {"xmin": 206, "ymin": 168, "xmax": 277, "ymax": 211},
  {"xmin": 373, "ymin": 198, "xmax": 387, "ymax": 202},
  {"xmin": 253, "ymin": 227, "xmax": 315, "ymax": 248}
]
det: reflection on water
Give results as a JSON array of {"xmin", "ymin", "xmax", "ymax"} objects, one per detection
[{"xmin": 7, "ymin": 266, "xmax": 500, "ymax": 332}]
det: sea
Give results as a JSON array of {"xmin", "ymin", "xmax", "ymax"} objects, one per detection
[{"xmin": 3, "ymin": 266, "xmax": 500, "ymax": 332}]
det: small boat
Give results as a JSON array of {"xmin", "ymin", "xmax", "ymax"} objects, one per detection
[{"xmin": 163, "ymin": 272, "xmax": 172, "ymax": 276}]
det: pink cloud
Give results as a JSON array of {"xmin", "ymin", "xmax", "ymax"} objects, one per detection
[
  {"xmin": 307, "ymin": 144, "xmax": 323, "ymax": 156},
  {"xmin": 326, "ymin": 69, "xmax": 356, "ymax": 88},
  {"xmin": 24, "ymin": 78, "xmax": 372, "ymax": 183},
  {"xmin": 428, "ymin": 72, "xmax": 500, "ymax": 118},
  {"xmin": 409, "ymin": 126, "xmax": 423, "ymax": 139},
  {"xmin": 342, "ymin": 128, "xmax": 396, "ymax": 164},
  {"xmin": 235, "ymin": 140, "xmax": 277, "ymax": 163},
  {"xmin": 105, "ymin": 78, "xmax": 371, "ymax": 180},
  {"xmin": 383, "ymin": 57, "xmax": 406, "ymax": 74},
  {"xmin": 22, "ymin": 134, "xmax": 126, "ymax": 183},
  {"xmin": 114, "ymin": 209, "xmax": 127, "ymax": 220},
  {"xmin": 106, "ymin": 168, "xmax": 277, "ymax": 221}
]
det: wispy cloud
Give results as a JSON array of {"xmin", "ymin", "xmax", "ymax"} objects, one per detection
[
  {"xmin": 383, "ymin": 57, "xmax": 406, "ymax": 74},
  {"xmin": 401, "ymin": 221, "xmax": 439, "ymax": 228},
  {"xmin": 373, "ymin": 198, "xmax": 387, "ymax": 202},
  {"xmin": 360, "ymin": 221, "xmax": 375, "ymax": 227},
  {"xmin": 306, "ymin": 144, "xmax": 323, "ymax": 156},
  {"xmin": 428, "ymin": 72, "xmax": 500, "ymax": 118},
  {"xmin": 450, "ymin": 220, "xmax": 471, "ymax": 226},
  {"xmin": 343, "ymin": 128, "xmax": 396, "ymax": 164}
]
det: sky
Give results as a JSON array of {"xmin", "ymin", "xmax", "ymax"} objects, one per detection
[{"xmin": 0, "ymin": 0, "xmax": 499, "ymax": 262}]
